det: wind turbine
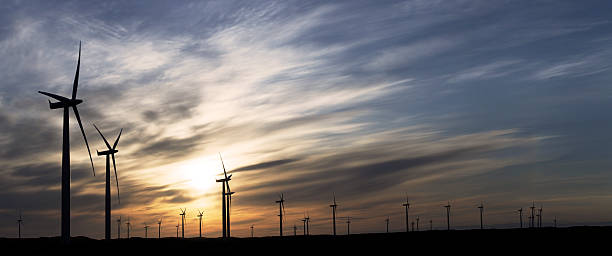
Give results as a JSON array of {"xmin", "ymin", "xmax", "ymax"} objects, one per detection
[
  {"xmin": 276, "ymin": 194, "xmax": 286, "ymax": 237},
  {"xmin": 157, "ymin": 217, "xmax": 162, "ymax": 239},
  {"xmin": 385, "ymin": 217, "xmax": 390, "ymax": 233},
  {"xmin": 330, "ymin": 195, "xmax": 338, "ymax": 236},
  {"xmin": 344, "ymin": 216, "xmax": 353, "ymax": 235},
  {"xmin": 416, "ymin": 216, "xmax": 420, "ymax": 231},
  {"xmin": 402, "ymin": 196, "xmax": 410, "ymax": 232},
  {"xmin": 17, "ymin": 211, "xmax": 23, "ymax": 239},
  {"xmin": 293, "ymin": 224, "xmax": 297, "ymax": 236},
  {"xmin": 554, "ymin": 216, "xmax": 557, "ymax": 228},
  {"xmin": 38, "ymin": 41, "xmax": 95, "ymax": 244},
  {"xmin": 478, "ymin": 203, "xmax": 484, "ymax": 230},
  {"xmin": 529, "ymin": 202, "xmax": 535, "ymax": 228},
  {"xmin": 518, "ymin": 208, "xmax": 523, "ymax": 228},
  {"xmin": 126, "ymin": 217, "xmax": 131, "ymax": 239},
  {"xmin": 250, "ymin": 225, "xmax": 254, "ymax": 238},
  {"xmin": 216, "ymin": 153, "xmax": 234, "ymax": 238},
  {"xmin": 538, "ymin": 205, "xmax": 543, "ymax": 228},
  {"xmin": 444, "ymin": 202, "xmax": 451, "ymax": 230},
  {"xmin": 305, "ymin": 211, "xmax": 311, "ymax": 235},
  {"xmin": 175, "ymin": 220, "xmax": 179, "ymax": 238},
  {"xmin": 301, "ymin": 217, "xmax": 307, "ymax": 236},
  {"xmin": 429, "ymin": 219, "xmax": 433, "ymax": 231},
  {"xmin": 179, "ymin": 208, "xmax": 186, "ymax": 238},
  {"xmin": 93, "ymin": 124, "xmax": 122, "ymax": 240},
  {"xmin": 197, "ymin": 210, "xmax": 204, "ymax": 238},
  {"xmin": 411, "ymin": 221, "xmax": 414, "ymax": 232},
  {"xmin": 144, "ymin": 223, "xmax": 149, "ymax": 238},
  {"xmin": 116, "ymin": 216, "xmax": 121, "ymax": 239}
]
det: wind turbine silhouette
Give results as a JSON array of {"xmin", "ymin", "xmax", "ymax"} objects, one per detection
[
  {"xmin": 17, "ymin": 211, "xmax": 23, "ymax": 239},
  {"xmin": 554, "ymin": 216, "xmax": 557, "ymax": 228},
  {"xmin": 429, "ymin": 219, "xmax": 433, "ymax": 231},
  {"xmin": 518, "ymin": 208, "xmax": 523, "ymax": 228},
  {"xmin": 197, "ymin": 210, "xmax": 204, "ymax": 238},
  {"xmin": 411, "ymin": 220, "xmax": 414, "ymax": 232},
  {"xmin": 126, "ymin": 217, "xmax": 131, "ymax": 239},
  {"xmin": 341, "ymin": 216, "xmax": 353, "ymax": 235},
  {"xmin": 276, "ymin": 194, "xmax": 286, "ymax": 237},
  {"xmin": 416, "ymin": 216, "xmax": 420, "ymax": 231},
  {"xmin": 93, "ymin": 124, "xmax": 122, "ymax": 240},
  {"xmin": 385, "ymin": 217, "xmax": 390, "ymax": 233},
  {"xmin": 144, "ymin": 223, "xmax": 149, "ymax": 238},
  {"xmin": 306, "ymin": 212, "xmax": 311, "ymax": 235},
  {"xmin": 444, "ymin": 202, "xmax": 451, "ymax": 230},
  {"xmin": 478, "ymin": 202, "xmax": 484, "ymax": 229},
  {"xmin": 530, "ymin": 202, "xmax": 536, "ymax": 228},
  {"xmin": 301, "ymin": 217, "xmax": 307, "ymax": 236},
  {"xmin": 116, "ymin": 216, "xmax": 121, "ymax": 239},
  {"xmin": 402, "ymin": 196, "xmax": 410, "ymax": 232},
  {"xmin": 293, "ymin": 224, "xmax": 297, "ymax": 236},
  {"xmin": 250, "ymin": 225, "xmax": 254, "ymax": 238},
  {"xmin": 538, "ymin": 205, "xmax": 543, "ymax": 228},
  {"xmin": 216, "ymin": 154, "xmax": 234, "ymax": 238},
  {"xmin": 330, "ymin": 195, "xmax": 338, "ymax": 236},
  {"xmin": 38, "ymin": 41, "xmax": 95, "ymax": 244},
  {"xmin": 157, "ymin": 217, "xmax": 162, "ymax": 239},
  {"xmin": 175, "ymin": 220, "xmax": 179, "ymax": 238},
  {"xmin": 179, "ymin": 208, "xmax": 186, "ymax": 238}
]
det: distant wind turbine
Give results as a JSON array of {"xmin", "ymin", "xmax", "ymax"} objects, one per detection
[
  {"xmin": 176, "ymin": 220, "xmax": 179, "ymax": 238},
  {"xmin": 306, "ymin": 212, "xmax": 311, "ymax": 235},
  {"xmin": 429, "ymin": 219, "xmax": 433, "ymax": 231},
  {"xmin": 330, "ymin": 195, "xmax": 338, "ymax": 236},
  {"xmin": 158, "ymin": 217, "xmax": 162, "ymax": 239},
  {"xmin": 93, "ymin": 124, "xmax": 122, "ymax": 240},
  {"xmin": 276, "ymin": 194, "xmax": 286, "ymax": 237},
  {"xmin": 126, "ymin": 217, "xmax": 131, "ymax": 239},
  {"xmin": 38, "ymin": 41, "xmax": 95, "ymax": 244},
  {"xmin": 179, "ymin": 208, "xmax": 186, "ymax": 238},
  {"xmin": 402, "ymin": 196, "xmax": 410, "ymax": 232},
  {"xmin": 216, "ymin": 154, "xmax": 234, "ymax": 238},
  {"xmin": 250, "ymin": 225, "xmax": 254, "ymax": 238},
  {"xmin": 530, "ymin": 202, "xmax": 536, "ymax": 228},
  {"xmin": 17, "ymin": 211, "xmax": 23, "ymax": 239},
  {"xmin": 411, "ymin": 221, "xmax": 414, "ymax": 232},
  {"xmin": 518, "ymin": 208, "xmax": 523, "ymax": 228},
  {"xmin": 538, "ymin": 205, "xmax": 543, "ymax": 228},
  {"xmin": 386, "ymin": 217, "xmax": 390, "ymax": 233},
  {"xmin": 554, "ymin": 216, "xmax": 557, "ymax": 228},
  {"xmin": 144, "ymin": 223, "xmax": 149, "ymax": 238},
  {"xmin": 444, "ymin": 202, "xmax": 451, "ymax": 230},
  {"xmin": 197, "ymin": 210, "xmax": 204, "ymax": 238},
  {"xmin": 116, "ymin": 216, "xmax": 121, "ymax": 239},
  {"xmin": 293, "ymin": 224, "xmax": 297, "ymax": 236},
  {"xmin": 478, "ymin": 202, "xmax": 484, "ymax": 230},
  {"xmin": 301, "ymin": 217, "xmax": 307, "ymax": 236},
  {"xmin": 416, "ymin": 216, "xmax": 420, "ymax": 231}
]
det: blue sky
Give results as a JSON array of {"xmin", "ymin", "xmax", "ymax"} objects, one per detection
[{"xmin": 0, "ymin": 0, "xmax": 611, "ymax": 238}]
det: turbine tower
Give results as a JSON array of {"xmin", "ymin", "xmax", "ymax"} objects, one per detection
[
  {"xmin": 276, "ymin": 194, "xmax": 286, "ymax": 237},
  {"xmin": 385, "ymin": 217, "xmax": 390, "ymax": 233},
  {"xmin": 250, "ymin": 225, "xmax": 254, "ymax": 238},
  {"xmin": 293, "ymin": 224, "xmax": 297, "ymax": 236},
  {"xmin": 116, "ymin": 216, "xmax": 121, "ymax": 239},
  {"xmin": 93, "ymin": 124, "xmax": 122, "ymax": 240},
  {"xmin": 346, "ymin": 216, "xmax": 352, "ymax": 235},
  {"xmin": 518, "ymin": 208, "xmax": 523, "ymax": 228},
  {"xmin": 530, "ymin": 202, "xmax": 536, "ymax": 228},
  {"xmin": 330, "ymin": 195, "xmax": 338, "ymax": 236},
  {"xmin": 17, "ymin": 211, "xmax": 23, "ymax": 239},
  {"xmin": 197, "ymin": 210, "xmax": 204, "ymax": 238},
  {"xmin": 402, "ymin": 196, "xmax": 410, "ymax": 232},
  {"xmin": 144, "ymin": 223, "xmax": 149, "ymax": 238},
  {"xmin": 126, "ymin": 217, "xmax": 131, "ymax": 239},
  {"xmin": 179, "ymin": 208, "xmax": 186, "ymax": 238},
  {"xmin": 478, "ymin": 202, "xmax": 484, "ymax": 229},
  {"xmin": 429, "ymin": 219, "xmax": 433, "ymax": 231},
  {"xmin": 301, "ymin": 217, "xmax": 307, "ymax": 236},
  {"xmin": 538, "ymin": 205, "xmax": 543, "ymax": 228},
  {"xmin": 444, "ymin": 202, "xmax": 451, "ymax": 230},
  {"xmin": 216, "ymin": 154, "xmax": 234, "ymax": 238},
  {"xmin": 305, "ymin": 212, "xmax": 311, "ymax": 235},
  {"xmin": 38, "ymin": 41, "xmax": 95, "ymax": 244},
  {"xmin": 157, "ymin": 217, "xmax": 163, "ymax": 239},
  {"xmin": 554, "ymin": 216, "xmax": 557, "ymax": 228},
  {"xmin": 175, "ymin": 221, "xmax": 179, "ymax": 238},
  {"xmin": 416, "ymin": 216, "xmax": 420, "ymax": 231},
  {"xmin": 411, "ymin": 221, "xmax": 414, "ymax": 232}
]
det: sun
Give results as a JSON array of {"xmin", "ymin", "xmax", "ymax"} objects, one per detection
[{"xmin": 177, "ymin": 156, "xmax": 221, "ymax": 193}]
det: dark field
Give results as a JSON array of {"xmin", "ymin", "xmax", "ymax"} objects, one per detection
[{"xmin": 1, "ymin": 226, "xmax": 607, "ymax": 254}]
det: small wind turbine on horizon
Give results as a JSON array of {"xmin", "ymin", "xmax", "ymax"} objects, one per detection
[
  {"xmin": 216, "ymin": 153, "xmax": 234, "ymax": 238},
  {"xmin": 330, "ymin": 195, "xmax": 338, "ymax": 236},
  {"xmin": 116, "ymin": 216, "xmax": 121, "ymax": 239},
  {"xmin": 250, "ymin": 225, "xmax": 254, "ymax": 238},
  {"xmin": 175, "ymin": 220, "xmax": 179, "ymax": 238},
  {"xmin": 17, "ymin": 210, "xmax": 23, "ymax": 239},
  {"xmin": 416, "ymin": 216, "xmax": 420, "ymax": 231},
  {"xmin": 429, "ymin": 219, "xmax": 433, "ymax": 231},
  {"xmin": 157, "ymin": 217, "xmax": 163, "ymax": 239},
  {"xmin": 402, "ymin": 196, "xmax": 410, "ymax": 232},
  {"xmin": 530, "ymin": 202, "xmax": 536, "ymax": 228},
  {"xmin": 144, "ymin": 223, "xmax": 149, "ymax": 238},
  {"xmin": 538, "ymin": 205, "xmax": 543, "ymax": 228},
  {"xmin": 411, "ymin": 220, "xmax": 414, "ymax": 232},
  {"xmin": 38, "ymin": 41, "xmax": 95, "ymax": 244},
  {"xmin": 197, "ymin": 210, "xmax": 204, "ymax": 238},
  {"xmin": 93, "ymin": 124, "xmax": 122, "ymax": 240},
  {"xmin": 478, "ymin": 202, "xmax": 484, "ymax": 230},
  {"xmin": 385, "ymin": 217, "xmax": 390, "ymax": 233},
  {"xmin": 518, "ymin": 208, "xmax": 523, "ymax": 228},
  {"xmin": 126, "ymin": 217, "xmax": 131, "ymax": 239},
  {"xmin": 179, "ymin": 208, "xmax": 186, "ymax": 238},
  {"xmin": 276, "ymin": 193, "xmax": 286, "ymax": 237},
  {"xmin": 293, "ymin": 224, "xmax": 297, "ymax": 236},
  {"xmin": 444, "ymin": 202, "xmax": 451, "ymax": 230}
]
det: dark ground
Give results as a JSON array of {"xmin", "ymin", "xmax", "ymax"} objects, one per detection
[{"xmin": 1, "ymin": 226, "xmax": 607, "ymax": 254}]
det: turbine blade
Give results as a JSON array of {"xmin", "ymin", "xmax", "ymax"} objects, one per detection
[
  {"xmin": 73, "ymin": 106, "xmax": 95, "ymax": 176},
  {"xmin": 93, "ymin": 124, "xmax": 112, "ymax": 149},
  {"xmin": 219, "ymin": 153, "xmax": 228, "ymax": 179},
  {"xmin": 112, "ymin": 153, "xmax": 120, "ymax": 204},
  {"xmin": 38, "ymin": 91, "xmax": 69, "ymax": 102},
  {"xmin": 72, "ymin": 41, "xmax": 81, "ymax": 100},
  {"xmin": 113, "ymin": 128, "xmax": 123, "ymax": 149}
]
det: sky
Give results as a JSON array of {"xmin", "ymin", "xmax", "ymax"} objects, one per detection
[{"xmin": 1, "ymin": 0, "xmax": 611, "ymax": 238}]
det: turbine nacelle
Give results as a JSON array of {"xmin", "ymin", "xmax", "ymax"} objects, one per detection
[{"xmin": 97, "ymin": 149, "xmax": 118, "ymax": 156}]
